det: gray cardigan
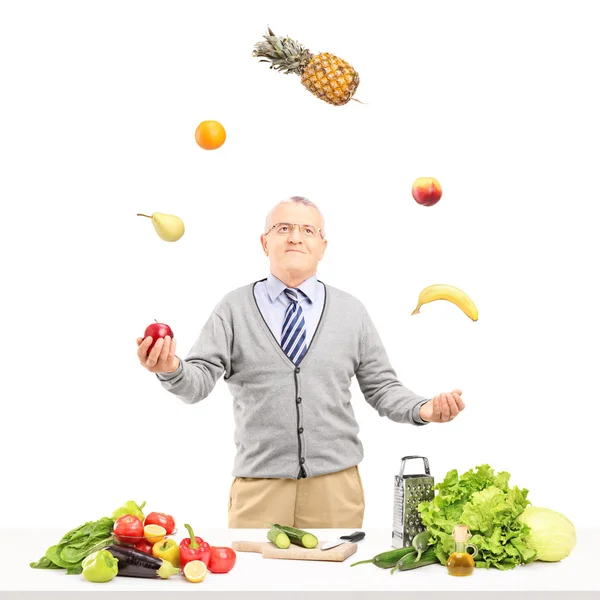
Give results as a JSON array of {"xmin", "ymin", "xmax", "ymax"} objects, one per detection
[{"xmin": 157, "ymin": 279, "xmax": 430, "ymax": 479}]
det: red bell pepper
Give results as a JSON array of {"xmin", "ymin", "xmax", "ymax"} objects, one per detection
[
  {"xmin": 179, "ymin": 523, "xmax": 211, "ymax": 569},
  {"xmin": 208, "ymin": 546, "xmax": 236, "ymax": 573}
]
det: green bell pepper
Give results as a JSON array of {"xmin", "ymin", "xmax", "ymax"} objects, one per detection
[
  {"xmin": 82, "ymin": 550, "xmax": 118, "ymax": 583},
  {"xmin": 111, "ymin": 500, "xmax": 146, "ymax": 521}
]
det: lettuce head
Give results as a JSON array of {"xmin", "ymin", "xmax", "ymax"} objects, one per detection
[
  {"xmin": 418, "ymin": 464, "xmax": 537, "ymax": 570},
  {"xmin": 518, "ymin": 506, "xmax": 576, "ymax": 561}
]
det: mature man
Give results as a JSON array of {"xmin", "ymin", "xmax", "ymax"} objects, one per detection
[{"xmin": 136, "ymin": 196, "xmax": 465, "ymax": 528}]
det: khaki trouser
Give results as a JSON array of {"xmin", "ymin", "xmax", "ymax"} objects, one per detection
[{"xmin": 228, "ymin": 465, "xmax": 365, "ymax": 528}]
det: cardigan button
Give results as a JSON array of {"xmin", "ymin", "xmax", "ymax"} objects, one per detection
[
  {"xmin": 296, "ymin": 397, "xmax": 302, "ymax": 404},
  {"xmin": 298, "ymin": 427, "xmax": 304, "ymax": 434},
  {"xmin": 300, "ymin": 457, "xmax": 305, "ymax": 464},
  {"xmin": 295, "ymin": 367, "xmax": 300, "ymax": 373}
]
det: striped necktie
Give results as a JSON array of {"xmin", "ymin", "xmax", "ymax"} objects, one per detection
[{"xmin": 281, "ymin": 288, "xmax": 307, "ymax": 364}]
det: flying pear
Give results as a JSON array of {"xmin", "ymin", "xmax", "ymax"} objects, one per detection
[{"xmin": 137, "ymin": 212, "xmax": 185, "ymax": 242}]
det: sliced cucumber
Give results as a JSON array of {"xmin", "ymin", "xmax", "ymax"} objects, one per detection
[
  {"xmin": 272, "ymin": 524, "xmax": 318, "ymax": 549},
  {"xmin": 267, "ymin": 525, "xmax": 290, "ymax": 549}
]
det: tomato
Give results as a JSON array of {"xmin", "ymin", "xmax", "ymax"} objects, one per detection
[
  {"xmin": 134, "ymin": 539, "xmax": 154, "ymax": 554},
  {"xmin": 144, "ymin": 512, "xmax": 175, "ymax": 535},
  {"xmin": 113, "ymin": 515, "xmax": 144, "ymax": 544},
  {"xmin": 207, "ymin": 546, "xmax": 236, "ymax": 573}
]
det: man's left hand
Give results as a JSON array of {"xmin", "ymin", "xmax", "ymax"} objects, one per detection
[{"xmin": 419, "ymin": 389, "xmax": 465, "ymax": 423}]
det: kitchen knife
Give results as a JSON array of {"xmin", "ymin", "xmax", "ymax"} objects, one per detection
[{"xmin": 321, "ymin": 530, "xmax": 365, "ymax": 550}]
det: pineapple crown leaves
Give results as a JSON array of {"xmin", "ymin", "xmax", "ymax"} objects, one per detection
[{"xmin": 252, "ymin": 26, "xmax": 314, "ymax": 75}]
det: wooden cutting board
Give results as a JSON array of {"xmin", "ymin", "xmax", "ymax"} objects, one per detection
[{"xmin": 232, "ymin": 540, "xmax": 358, "ymax": 562}]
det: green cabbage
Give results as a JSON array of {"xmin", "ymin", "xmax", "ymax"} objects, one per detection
[
  {"xmin": 518, "ymin": 506, "xmax": 576, "ymax": 561},
  {"xmin": 418, "ymin": 464, "xmax": 537, "ymax": 570}
]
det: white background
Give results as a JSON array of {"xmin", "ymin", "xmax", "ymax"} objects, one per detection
[{"xmin": 1, "ymin": 0, "xmax": 598, "ymax": 533}]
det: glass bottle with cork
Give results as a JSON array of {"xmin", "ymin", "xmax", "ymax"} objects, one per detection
[{"xmin": 447, "ymin": 524, "xmax": 478, "ymax": 576}]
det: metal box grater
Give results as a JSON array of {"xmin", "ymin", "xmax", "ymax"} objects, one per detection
[{"xmin": 392, "ymin": 455, "xmax": 434, "ymax": 548}]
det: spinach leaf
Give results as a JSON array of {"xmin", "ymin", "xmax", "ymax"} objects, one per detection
[
  {"xmin": 61, "ymin": 535, "xmax": 113, "ymax": 564},
  {"xmin": 30, "ymin": 556, "xmax": 62, "ymax": 569},
  {"xmin": 66, "ymin": 563, "xmax": 84, "ymax": 575},
  {"xmin": 33, "ymin": 517, "xmax": 114, "ymax": 571},
  {"xmin": 45, "ymin": 544, "xmax": 69, "ymax": 569}
]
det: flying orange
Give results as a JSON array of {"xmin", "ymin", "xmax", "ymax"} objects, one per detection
[{"xmin": 195, "ymin": 120, "xmax": 226, "ymax": 150}]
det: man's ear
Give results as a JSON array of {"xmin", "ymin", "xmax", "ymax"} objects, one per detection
[
  {"xmin": 320, "ymin": 239, "xmax": 328, "ymax": 259},
  {"xmin": 260, "ymin": 235, "xmax": 269, "ymax": 256}
]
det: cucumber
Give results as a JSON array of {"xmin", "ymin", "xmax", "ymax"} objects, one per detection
[
  {"xmin": 390, "ymin": 547, "xmax": 438, "ymax": 574},
  {"xmin": 411, "ymin": 531, "xmax": 431, "ymax": 562},
  {"xmin": 272, "ymin": 524, "xmax": 318, "ymax": 549},
  {"xmin": 267, "ymin": 526, "xmax": 290, "ymax": 549},
  {"xmin": 351, "ymin": 546, "xmax": 415, "ymax": 569}
]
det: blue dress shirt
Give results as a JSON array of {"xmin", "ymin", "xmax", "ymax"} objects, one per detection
[{"xmin": 253, "ymin": 272, "xmax": 325, "ymax": 346}]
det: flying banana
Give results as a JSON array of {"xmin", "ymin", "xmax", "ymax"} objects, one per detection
[{"xmin": 412, "ymin": 284, "xmax": 478, "ymax": 321}]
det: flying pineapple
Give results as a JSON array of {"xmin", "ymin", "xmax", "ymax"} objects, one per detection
[{"xmin": 252, "ymin": 27, "xmax": 360, "ymax": 106}]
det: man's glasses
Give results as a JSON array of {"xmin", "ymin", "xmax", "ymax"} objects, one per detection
[{"xmin": 264, "ymin": 222, "xmax": 323, "ymax": 239}]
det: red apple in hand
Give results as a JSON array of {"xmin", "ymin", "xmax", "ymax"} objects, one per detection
[
  {"xmin": 412, "ymin": 177, "xmax": 443, "ymax": 206},
  {"xmin": 144, "ymin": 320, "xmax": 174, "ymax": 353}
]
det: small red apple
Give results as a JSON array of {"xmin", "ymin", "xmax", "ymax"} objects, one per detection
[
  {"xmin": 144, "ymin": 320, "xmax": 174, "ymax": 353},
  {"xmin": 412, "ymin": 177, "xmax": 442, "ymax": 207}
]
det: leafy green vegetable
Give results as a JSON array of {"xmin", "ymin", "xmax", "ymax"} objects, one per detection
[
  {"xmin": 30, "ymin": 517, "xmax": 114, "ymax": 575},
  {"xmin": 418, "ymin": 464, "xmax": 537, "ymax": 570},
  {"xmin": 518, "ymin": 506, "xmax": 576, "ymax": 561},
  {"xmin": 29, "ymin": 556, "xmax": 62, "ymax": 569}
]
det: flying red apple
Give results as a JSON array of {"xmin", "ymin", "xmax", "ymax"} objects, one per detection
[
  {"xmin": 412, "ymin": 177, "xmax": 442, "ymax": 206},
  {"xmin": 144, "ymin": 320, "xmax": 174, "ymax": 353}
]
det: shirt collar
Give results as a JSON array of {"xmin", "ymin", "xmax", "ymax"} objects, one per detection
[{"xmin": 266, "ymin": 272, "xmax": 318, "ymax": 304}]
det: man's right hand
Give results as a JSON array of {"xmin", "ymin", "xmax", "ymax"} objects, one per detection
[{"xmin": 136, "ymin": 336, "xmax": 180, "ymax": 373}]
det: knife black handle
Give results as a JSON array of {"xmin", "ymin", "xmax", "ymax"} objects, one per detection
[{"xmin": 340, "ymin": 531, "xmax": 365, "ymax": 543}]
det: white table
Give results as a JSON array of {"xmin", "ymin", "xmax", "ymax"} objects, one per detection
[{"xmin": 1, "ymin": 528, "xmax": 596, "ymax": 599}]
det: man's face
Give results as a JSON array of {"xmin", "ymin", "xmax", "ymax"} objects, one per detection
[{"xmin": 260, "ymin": 203, "xmax": 328, "ymax": 276}]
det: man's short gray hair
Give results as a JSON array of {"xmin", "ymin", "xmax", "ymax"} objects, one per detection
[{"xmin": 264, "ymin": 196, "xmax": 327, "ymax": 238}]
